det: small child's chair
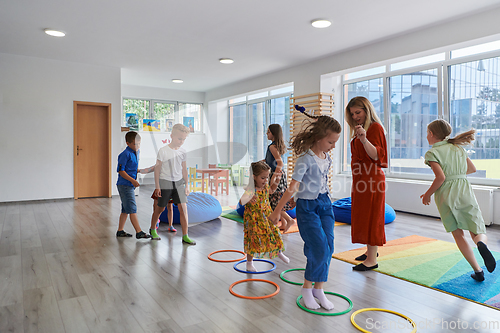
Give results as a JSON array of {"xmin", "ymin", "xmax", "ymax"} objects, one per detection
[
  {"xmin": 210, "ymin": 169, "xmax": 229, "ymax": 196},
  {"xmin": 188, "ymin": 167, "xmax": 209, "ymax": 192},
  {"xmin": 230, "ymin": 164, "xmax": 242, "ymax": 186}
]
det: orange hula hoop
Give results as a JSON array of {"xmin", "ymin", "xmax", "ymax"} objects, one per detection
[
  {"xmin": 208, "ymin": 249, "xmax": 246, "ymax": 262},
  {"xmin": 229, "ymin": 279, "xmax": 280, "ymax": 299}
]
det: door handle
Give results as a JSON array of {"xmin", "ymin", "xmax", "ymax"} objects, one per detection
[{"xmin": 77, "ymin": 145, "xmax": 83, "ymax": 156}]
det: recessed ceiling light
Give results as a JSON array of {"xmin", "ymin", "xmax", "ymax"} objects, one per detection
[
  {"xmin": 311, "ymin": 19, "xmax": 331, "ymax": 28},
  {"xmin": 172, "ymin": 79, "xmax": 183, "ymax": 83},
  {"xmin": 44, "ymin": 29, "xmax": 65, "ymax": 37},
  {"xmin": 219, "ymin": 58, "xmax": 234, "ymax": 64}
]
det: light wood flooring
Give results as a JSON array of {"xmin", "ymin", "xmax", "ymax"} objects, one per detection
[{"xmin": 1, "ymin": 184, "xmax": 499, "ymax": 333}]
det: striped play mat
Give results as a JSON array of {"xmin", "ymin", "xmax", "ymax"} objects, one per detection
[{"xmin": 333, "ymin": 235, "xmax": 500, "ymax": 310}]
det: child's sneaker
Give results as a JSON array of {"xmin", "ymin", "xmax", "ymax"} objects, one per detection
[
  {"xmin": 478, "ymin": 241, "xmax": 496, "ymax": 273},
  {"xmin": 136, "ymin": 231, "xmax": 151, "ymax": 239},
  {"xmin": 471, "ymin": 270, "xmax": 485, "ymax": 282},
  {"xmin": 182, "ymin": 234, "xmax": 196, "ymax": 245},
  {"xmin": 149, "ymin": 228, "xmax": 161, "ymax": 240},
  {"xmin": 168, "ymin": 225, "xmax": 177, "ymax": 232},
  {"xmin": 116, "ymin": 230, "xmax": 133, "ymax": 237}
]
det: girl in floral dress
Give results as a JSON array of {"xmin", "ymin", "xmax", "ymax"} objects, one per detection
[{"xmin": 239, "ymin": 161, "xmax": 289, "ymax": 272}]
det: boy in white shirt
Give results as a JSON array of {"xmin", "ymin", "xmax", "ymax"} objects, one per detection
[{"xmin": 149, "ymin": 124, "xmax": 195, "ymax": 244}]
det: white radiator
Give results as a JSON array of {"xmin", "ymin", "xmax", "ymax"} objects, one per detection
[{"xmin": 385, "ymin": 179, "xmax": 495, "ymax": 225}]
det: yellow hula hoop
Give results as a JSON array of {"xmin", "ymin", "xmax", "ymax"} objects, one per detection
[{"xmin": 350, "ymin": 308, "xmax": 417, "ymax": 333}]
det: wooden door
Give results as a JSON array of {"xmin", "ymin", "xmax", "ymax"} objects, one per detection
[{"xmin": 74, "ymin": 101, "xmax": 111, "ymax": 199}]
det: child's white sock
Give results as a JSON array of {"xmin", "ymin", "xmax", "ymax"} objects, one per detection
[
  {"xmin": 301, "ymin": 288, "xmax": 320, "ymax": 309},
  {"xmin": 246, "ymin": 260, "xmax": 257, "ymax": 272},
  {"xmin": 278, "ymin": 252, "xmax": 289, "ymax": 264},
  {"xmin": 312, "ymin": 288, "xmax": 334, "ymax": 310}
]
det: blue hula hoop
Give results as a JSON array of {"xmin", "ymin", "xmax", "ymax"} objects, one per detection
[{"xmin": 233, "ymin": 259, "xmax": 277, "ymax": 274}]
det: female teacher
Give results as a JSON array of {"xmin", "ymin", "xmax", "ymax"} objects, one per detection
[{"xmin": 345, "ymin": 96, "xmax": 388, "ymax": 271}]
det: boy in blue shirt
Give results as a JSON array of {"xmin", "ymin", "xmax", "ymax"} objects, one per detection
[{"xmin": 116, "ymin": 131, "xmax": 150, "ymax": 239}]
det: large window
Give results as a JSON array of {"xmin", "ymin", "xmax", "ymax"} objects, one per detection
[
  {"xmin": 122, "ymin": 99, "xmax": 202, "ymax": 132},
  {"xmin": 449, "ymin": 56, "xmax": 500, "ymax": 179},
  {"xmin": 228, "ymin": 86, "xmax": 292, "ymax": 166},
  {"xmin": 179, "ymin": 103, "xmax": 202, "ymax": 132},
  {"xmin": 342, "ymin": 78, "xmax": 384, "ymax": 172},
  {"xmin": 389, "ymin": 69, "xmax": 439, "ymax": 175},
  {"xmin": 229, "ymin": 104, "xmax": 247, "ymax": 164},
  {"xmin": 340, "ymin": 38, "xmax": 500, "ymax": 183},
  {"xmin": 153, "ymin": 101, "xmax": 175, "ymax": 131},
  {"xmin": 123, "ymin": 99, "xmax": 150, "ymax": 129},
  {"xmin": 269, "ymin": 96, "xmax": 291, "ymax": 164}
]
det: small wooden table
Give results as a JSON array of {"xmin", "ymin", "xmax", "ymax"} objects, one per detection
[{"xmin": 196, "ymin": 168, "xmax": 230, "ymax": 194}]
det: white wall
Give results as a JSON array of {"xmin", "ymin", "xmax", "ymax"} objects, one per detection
[
  {"xmin": 121, "ymin": 84, "xmax": 205, "ymax": 104},
  {"xmin": 204, "ymin": 7, "xmax": 500, "ymax": 224},
  {"xmin": 0, "ymin": 53, "xmax": 121, "ymax": 202}
]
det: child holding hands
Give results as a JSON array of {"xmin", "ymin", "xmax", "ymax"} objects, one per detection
[
  {"xmin": 422, "ymin": 119, "xmax": 496, "ymax": 281},
  {"xmin": 269, "ymin": 108, "xmax": 341, "ymax": 310},
  {"xmin": 239, "ymin": 161, "xmax": 289, "ymax": 272},
  {"xmin": 265, "ymin": 124, "xmax": 295, "ymax": 232}
]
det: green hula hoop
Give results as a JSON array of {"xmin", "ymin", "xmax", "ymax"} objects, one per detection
[
  {"xmin": 296, "ymin": 292, "xmax": 353, "ymax": 316},
  {"xmin": 280, "ymin": 268, "xmax": 314, "ymax": 286}
]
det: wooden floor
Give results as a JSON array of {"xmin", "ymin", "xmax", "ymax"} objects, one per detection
[{"xmin": 1, "ymin": 185, "xmax": 499, "ymax": 333}]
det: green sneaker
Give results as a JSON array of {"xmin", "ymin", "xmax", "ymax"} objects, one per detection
[
  {"xmin": 149, "ymin": 228, "xmax": 161, "ymax": 240},
  {"xmin": 182, "ymin": 234, "xmax": 196, "ymax": 245}
]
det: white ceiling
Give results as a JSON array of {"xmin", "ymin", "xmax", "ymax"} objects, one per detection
[{"xmin": 2, "ymin": 0, "xmax": 500, "ymax": 92}]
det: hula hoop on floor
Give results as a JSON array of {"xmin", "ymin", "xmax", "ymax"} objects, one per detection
[
  {"xmin": 229, "ymin": 279, "xmax": 280, "ymax": 299},
  {"xmin": 279, "ymin": 268, "xmax": 313, "ymax": 286},
  {"xmin": 207, "ymin": 250, "xmax": 246, "ymax": 263},
  {"xmin": 233, "ymin": 259, "xmax": 276, "ymax": 274},
  {"xmin": 350, "ymin": 308, "xmax": 417, "ymax": 333},
  {"xmin": 296, "ymin": 292, "xmax": 353, "ymax": 316}
]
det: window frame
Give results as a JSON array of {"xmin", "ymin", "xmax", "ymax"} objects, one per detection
[
  {"xmin": 339, "ymin": 42, "xmax": 500, "ymax": 186},
  {"xmin": 122, "ymin": 98, "xmax": 204, "ymax": 133}
]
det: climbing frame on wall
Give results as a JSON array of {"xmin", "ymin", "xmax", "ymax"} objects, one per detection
[{"xmin": 288, "ymin": 93, "xmax": 335, "ymax": 191}]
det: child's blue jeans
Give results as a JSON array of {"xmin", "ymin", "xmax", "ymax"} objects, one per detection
[
  {"xmin": 296, "ymin": 192, "xmax": 335, "ymax": 282},
  {"xmin": 117, "ymin": 185, "xmax": 137, "ymax": 214}
]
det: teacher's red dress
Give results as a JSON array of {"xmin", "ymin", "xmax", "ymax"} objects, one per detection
[{"xmin": 350, "ymin": 122, "xmax": 388, "ymax": 246}]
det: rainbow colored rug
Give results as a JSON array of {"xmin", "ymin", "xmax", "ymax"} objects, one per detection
[{"xmin": 333, "ymin": 235, "xmax": 500, "ymax": 310}]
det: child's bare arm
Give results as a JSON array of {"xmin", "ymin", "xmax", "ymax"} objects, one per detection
[
  {"xmin": 139, "ymin": 165, "xmax": 155, "ymax": 174},
  {"xmin": 420, "ymin": 162, "xmax": 445, "ymax": 205},
  {"xmin": 239, "ymin": 187, "xmax": 255, "ymax": 206},
  {"xmin": 466, "ymin": 157, "xmax": 476, "ymax": 175},
  {"xmin": 268, "ymin": 145, "xmax": 283, "ymax": 194},
  {"xmin": 119, "ymin": 171, "xmax": 140, "ymax": 187},
  {"xmin": 182, "ymin": 161, "xmax": 189, "ymax": 195},
  {"xmin": 269, "ymin": 180, "xmax": 299, "ymax": 224},
  {"xmin": 154, "ymin": 160, "xmax": 162, "ymax": 197}
]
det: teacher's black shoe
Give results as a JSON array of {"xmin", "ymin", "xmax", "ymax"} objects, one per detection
[
  {"xmin": 355, "ymin": 253, "xmax": 379, "ymax": 261},
  {"xmin": 353, "ymin": 263, "xmax": 378, "ymax": 271}
]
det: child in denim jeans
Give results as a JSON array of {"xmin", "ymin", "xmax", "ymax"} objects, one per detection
[
  {"xmin": 269, "ymin": 107, "xmax": 341, "ymax": 310},
  {"xmin": 116, "ymin": 131, "xmax": 150, "ymax": 239}
]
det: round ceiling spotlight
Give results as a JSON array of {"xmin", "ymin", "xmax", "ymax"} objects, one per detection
[
  {"xmin": 172, "ymin": 79, "xmax": 183, "ymax": 83},
  {"xmin": 219, "ymin": 58, "xmax": 234, "ymax": 64},
  {"xmin": 44, "ymin": 29, "xmax": 66, "ymax": 37},
  {"xmin": 311, "ymin": 19, "xmax": 331, "ymax": 28}
]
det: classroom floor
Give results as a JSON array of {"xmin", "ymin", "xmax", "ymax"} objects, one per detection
[{"xmin": 1, "ymin": 185, "xmax": 499, "ymax": 332}]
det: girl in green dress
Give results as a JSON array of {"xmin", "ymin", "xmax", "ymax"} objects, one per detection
[
  {"xmin": 421, "ymin": 119, "xmax": 496, "ymax": 281},
  {"xmin": 239, "ymin": 161, "xmax": 289, "ymax": 272}
]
